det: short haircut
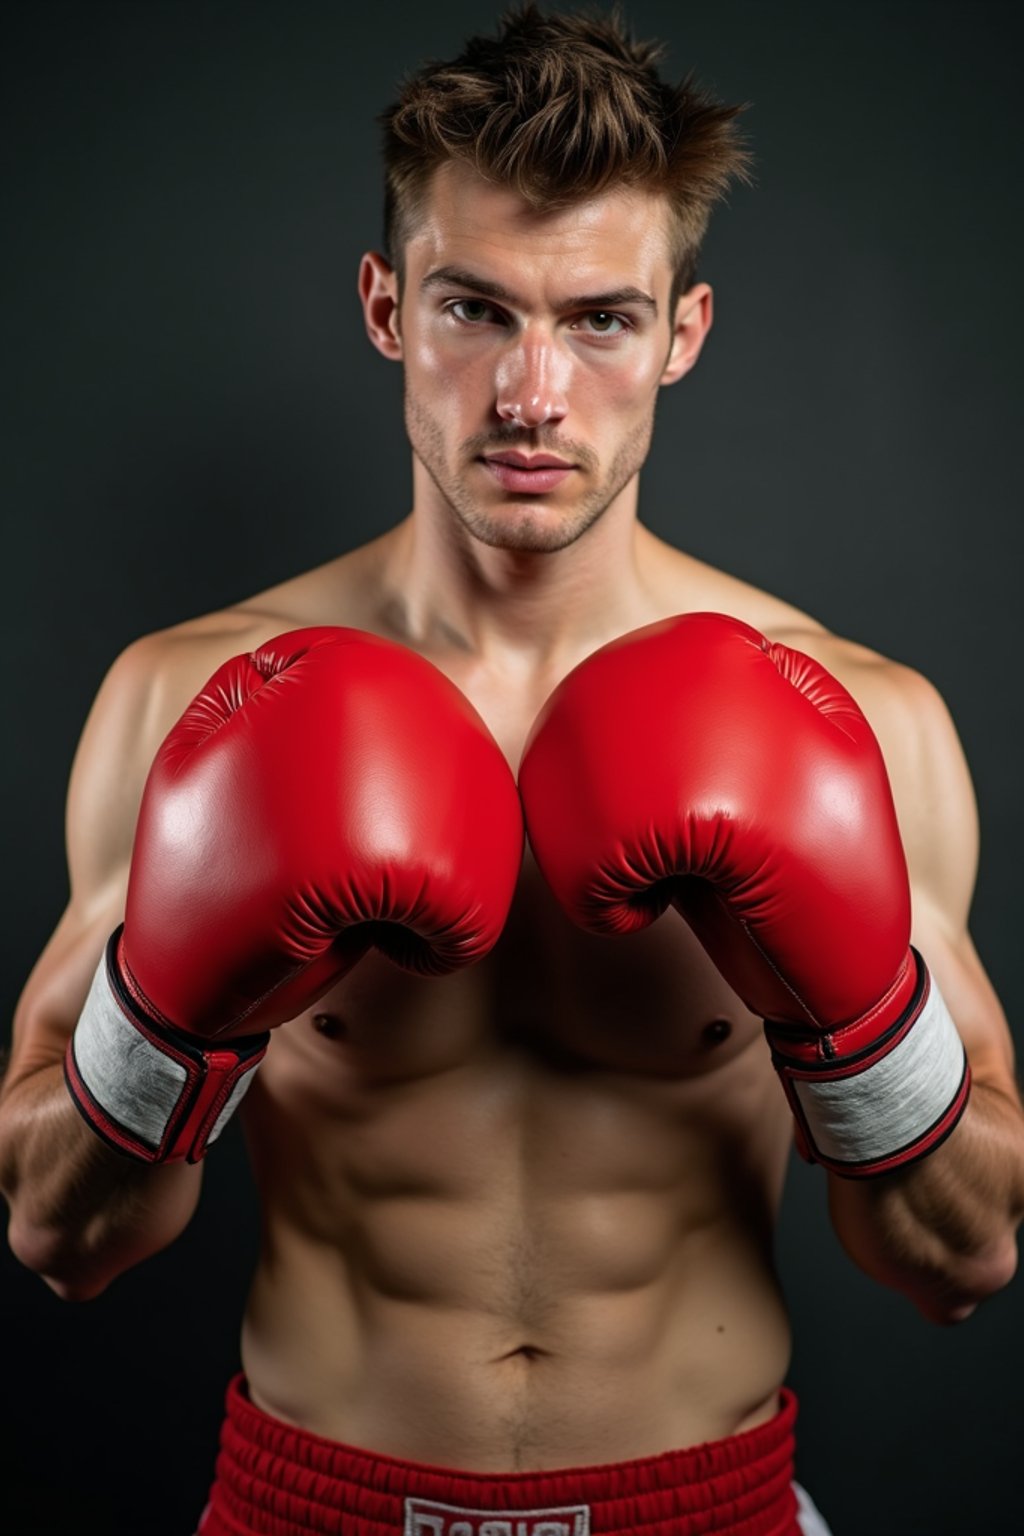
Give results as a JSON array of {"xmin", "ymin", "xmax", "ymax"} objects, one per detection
[{"xmin": 378, "ymin": 2, "xmax": 753, "ymax": 310}]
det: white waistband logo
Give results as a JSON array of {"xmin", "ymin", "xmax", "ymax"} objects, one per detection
[{"xmin": 403, "ymin": 1497, "xmax": 591, "ymax": 1536}]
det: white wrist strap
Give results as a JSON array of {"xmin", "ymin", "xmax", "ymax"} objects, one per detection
[
  {"xmin": 771, "ymin": 957, "xmax": 971, "ymax": 1177},
  {"xmin": 65, "ymin": 935, "xmax": 267, "ymax": 1163}
]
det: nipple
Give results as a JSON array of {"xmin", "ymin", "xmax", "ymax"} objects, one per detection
[
  {"xmin": 312, "ymin": 1012, "xmax": 348, "ymax": 1041},
  {"xmin": 701, "ymin": 1017, "xmax": 732, "ymax": 1048}
]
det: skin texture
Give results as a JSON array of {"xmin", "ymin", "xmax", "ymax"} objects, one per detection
[{"xmin": 2, "ymin": 162, "xmax": 1023, "ymax": 1468}]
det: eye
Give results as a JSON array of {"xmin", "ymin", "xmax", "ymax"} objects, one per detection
[
  {"xmin": 574, "ymin": 311, "xmax": 631, "ymax": 336},
  {"xmin": 447, "ymin": 298, "xmax": 502, "ymax": 325}
]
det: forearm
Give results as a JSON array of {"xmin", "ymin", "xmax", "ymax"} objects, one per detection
[
  {"xmin": 827, "ymin": 1077, "xmax": 1024, "ymax": 1322},
  {"xmin": 0, "ymin": 1062, "xmax": 201, "ymax": 1300}
]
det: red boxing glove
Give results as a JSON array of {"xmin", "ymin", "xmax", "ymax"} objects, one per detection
[
  {"xmin": 66, "ymin": 627, "xmax": 523, "ymax": 1163},
  {"xmin": 519, "ymin": 612, "xmax": 970, "ymax": 1178}
]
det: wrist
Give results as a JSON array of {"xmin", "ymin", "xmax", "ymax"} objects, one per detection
[
  {"xmin": 64, "ymin": 928, "xmax": 268, "ymax": 1165},
  {"xmin": 766, "ymin": 948, "xmax": 971, "ymax": 1177}
]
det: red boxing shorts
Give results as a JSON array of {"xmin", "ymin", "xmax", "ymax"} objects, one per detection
[{"xmin": 196, "ymin": 1374, "xmax": 803, "ymax": 1536}]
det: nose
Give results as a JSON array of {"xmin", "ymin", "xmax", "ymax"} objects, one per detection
[{"xmin": 495, "ymin": 327, "xmax": 569, "ymax": 429}]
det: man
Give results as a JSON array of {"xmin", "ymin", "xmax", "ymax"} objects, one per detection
[{"xmin": 2, "ymin": 6, "xmax": 1022, "ymax": 1535}]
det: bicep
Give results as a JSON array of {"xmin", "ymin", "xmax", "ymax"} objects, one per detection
[
  {"xmin": 64, "ymin": 634, "xmax": 170, "ymax": 910},
  {"xmin": 5, "ymin": 637, "xmax": 167, "ymax": 1094},
  {"xmin": 912, "ymin": 897, "xmax": 1017, "ymax": 1091},
  {"xmin": 880, "ymin": 667, "xmax": 1018, "ymax": 1093}
]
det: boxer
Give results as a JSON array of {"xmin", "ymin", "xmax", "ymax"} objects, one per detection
[{"xmin": 2, "ymin": 7, "xmax": 1021, "ymax": 1534}]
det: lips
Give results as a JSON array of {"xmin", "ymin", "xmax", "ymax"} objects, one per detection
[
  {"xmin": 480, "ymin": 450, "xmax": 576, "ymax": 494},
  {"xmin": 484, "ymin": 452, "xmax": 573, "ymax": 470},
  {"xmin": 481, "ymin": 458, "xmax": 575, "ymax": 494}
]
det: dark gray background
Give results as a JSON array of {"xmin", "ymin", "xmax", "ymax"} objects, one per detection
[{"xmin": 2, "ymin": 2, "xmax": 1021, "ymax": 1532}]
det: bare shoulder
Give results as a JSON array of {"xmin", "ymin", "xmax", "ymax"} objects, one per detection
[
  {"xmin": 765, "ymin": 620, "xmax": 961, "ymax": 772},
  {"xmin": 116, "ymin": 534, "xmax": 393, "ymax": 727},
  {"xmin": 662, "ymin": 538, "xmax": 956, "ymax": 748},
  {"xmin": 652, "ymin": 544, "xmax": 929, "ymax": 720},
  {"xmin": 768, "ymin": 620, "xmax": 978, "ymax": 930},
  {"xmin": 62, "ymin": 610, "xmax": 279, "ymax": 917},
  {"xmin": 649, "ymin": 541, "xmax": 831, "ymax": 647},
  {"xmin": 114, "ymin": 606, "xmax": 293, "ymax": 741},
  {"xmin": 225, "ymin": 530, "xmax": 395, "ymax": 636},
  {"xmin": 655, "ymin": 545, "xmax": 976, "ymax": 907}
]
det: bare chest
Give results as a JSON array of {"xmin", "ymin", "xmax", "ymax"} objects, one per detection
[
  {"xmin": 261, "ymin": 844, "xmax": 765, "ymax": 1094},
  {"xmin": 255, "ymin": 647, "xmax": 768, "ymax": 1091}
]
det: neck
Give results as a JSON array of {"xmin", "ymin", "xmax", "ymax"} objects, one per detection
[{"xmin": 375, "ymin": 469, "xmax": 666, "ymax": 674}]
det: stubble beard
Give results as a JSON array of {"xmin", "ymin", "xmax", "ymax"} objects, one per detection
[{"xmin": 404, "ymin": 386, "xmax": 656, "ymax": 555}]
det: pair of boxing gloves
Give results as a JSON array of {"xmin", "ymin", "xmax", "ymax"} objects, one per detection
[{"xmin": 65, "ymin": 616, "xmax": 970, "ymax": 1178}]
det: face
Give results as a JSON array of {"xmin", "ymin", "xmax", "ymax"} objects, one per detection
[{"xmin": 360, "ymin": 162, "xmax": 712, "ymax": 555}]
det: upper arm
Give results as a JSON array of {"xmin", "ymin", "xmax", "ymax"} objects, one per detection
[
  {"xmin": 4, "ymin": 634, "xmax": 180, "ymax": 1093},
  {"xmin": 846, "ymin": 657, "xmax": 1017, "ymax": 1093},
  {"xmin": 5, "ymin": 609, "xmax": 287, "ymax": 1099}
]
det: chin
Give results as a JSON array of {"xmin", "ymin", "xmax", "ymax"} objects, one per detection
[{"xmin": 458, "ymin": 502, "xmax": 598, "ymax": 556}]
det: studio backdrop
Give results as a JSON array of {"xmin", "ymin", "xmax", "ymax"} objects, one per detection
[{"xmin": 2, "ymin": 3, "xmax": 1021, "ymax": 1533}]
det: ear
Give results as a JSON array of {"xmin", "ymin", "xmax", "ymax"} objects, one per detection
[
  {"xmin": 660, "ymin": 282, "xmax": 713, "ymax": 386},
  {"xmin": 359, "ymin": 251, "xmax": 402, "ymax": 360}
]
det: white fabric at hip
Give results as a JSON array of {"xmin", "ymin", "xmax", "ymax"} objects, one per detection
[{"xmin": 794, "ymin": 1481, "xmax": 834, "ymax": 1536}]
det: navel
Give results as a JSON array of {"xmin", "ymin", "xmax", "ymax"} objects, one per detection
[{"xmin": 497, "ymin": 1344, "xmax": 550, "ymax": 1364}]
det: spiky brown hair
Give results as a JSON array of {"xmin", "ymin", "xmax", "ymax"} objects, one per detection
[{"xmin": 379, "ymin": 3, "xmax": 753, "ymax": 309}]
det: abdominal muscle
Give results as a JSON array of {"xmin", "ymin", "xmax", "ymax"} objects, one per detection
[{"xmin": 236, "ymin": 882, "xmax": 795, "ymax": 1472}]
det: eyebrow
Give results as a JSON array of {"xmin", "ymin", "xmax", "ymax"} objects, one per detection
[{"xmin": 420, "ymin": 264, "xmax": 659, "ymax": 318}]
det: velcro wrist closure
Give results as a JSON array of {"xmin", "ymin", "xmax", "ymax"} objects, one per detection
[
  {"xmin": 767, "ymin": 949, "xmax": 971, "ymax": 1178},
  {"xmin": 64, "ymin": 929, "xmax": 268, "ymax": 1164}
]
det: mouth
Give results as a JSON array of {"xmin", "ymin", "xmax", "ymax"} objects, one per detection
[
  {"xmin": 480, "ymin": 453, "xmax": 576, "ymax": 494},
  {"xmin": 484, "ymin": 452, "xmax": 574, "ymax": 470}
]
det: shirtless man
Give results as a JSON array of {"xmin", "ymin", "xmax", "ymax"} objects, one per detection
[{"xmin": 3, "ymin": 8, "xmax": 1022, "ymax": 1536}]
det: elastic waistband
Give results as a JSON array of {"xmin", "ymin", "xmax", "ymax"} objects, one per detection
[{"xmin": 199, "ymin": 1373, "xmax": 800, "ymax": 1536}]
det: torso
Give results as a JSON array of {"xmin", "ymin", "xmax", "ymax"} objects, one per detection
[{"xmin": 138, "ymin": 522, "xmax": 879, "ymax": 1468}]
